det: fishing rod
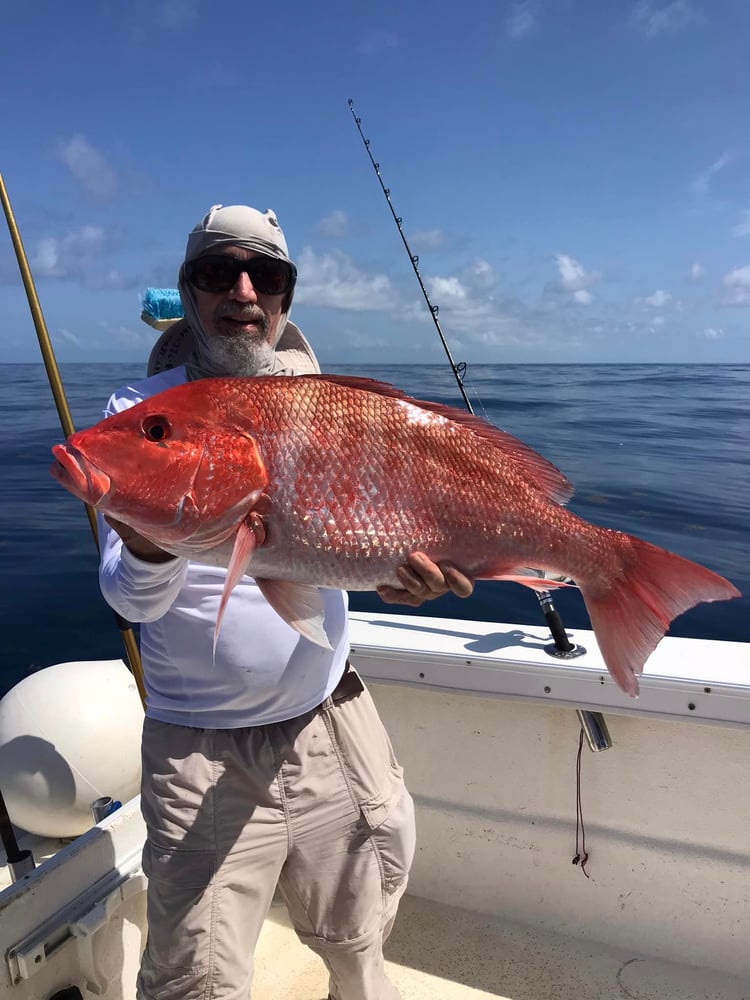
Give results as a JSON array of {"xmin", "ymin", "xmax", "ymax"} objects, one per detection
[
  {"xmin": 0, "ymin": 786, "xmax": 34, "ymax": 882},
  {"xmin": 346, "ymin": 101, "xmax": 603, "ymax": 691},
  {"xmin": 347, "ymin": 100, "xmax": 473, "ymax": 413},
  {"xmin": 0, "ymin": 173, "xmax": 147, "ymax": 709}
]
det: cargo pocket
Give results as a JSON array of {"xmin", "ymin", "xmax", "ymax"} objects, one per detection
[
  {"xmin": 325, "ymin": 683, "xmax": 417, "ymax": 898},
  {"xmin": 139, "ymin": 841, "xmax": 217, "ymax": 998},
  {"xmin": 361, "ymin": 785, "xmax": 417, "ymax": 897}
]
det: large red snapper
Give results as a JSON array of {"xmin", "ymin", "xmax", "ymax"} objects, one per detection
[{"xmin": 50, "ymin": 375, "xmax": 739, "ymax": 697}]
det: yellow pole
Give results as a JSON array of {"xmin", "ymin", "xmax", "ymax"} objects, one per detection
[{"xmin": 0, "ymin": 173, "xmax": 147, "ymax": 709}]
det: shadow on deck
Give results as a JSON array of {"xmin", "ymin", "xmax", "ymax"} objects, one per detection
[{"xmin": 253, "ymin": 894, "xmax": 750, "ymax": 1000}]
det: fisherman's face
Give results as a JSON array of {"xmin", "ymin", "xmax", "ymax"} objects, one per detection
[
  {"xmin": 191, "ymin": 247, "xmax": 285, "ymax": 347},
  {"xmin": 185, "ymin": 246, "xmax": 291, "ymax": 377}
]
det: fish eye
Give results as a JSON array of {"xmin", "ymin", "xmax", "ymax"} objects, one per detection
[{"xmin": 142, "ymin": 415, "xmax": 171, "ymax": 442}]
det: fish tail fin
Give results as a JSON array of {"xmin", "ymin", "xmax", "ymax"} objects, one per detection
[{"xmin": 579, "ymin": 537, "xmax": 740, "ymax": 698}]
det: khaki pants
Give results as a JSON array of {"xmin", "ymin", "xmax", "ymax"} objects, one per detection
[{"xmin": 137, "ymin": 669, "xmax": 416, "ymax": 1000}]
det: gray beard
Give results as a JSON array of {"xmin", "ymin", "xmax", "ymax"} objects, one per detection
[{"xmin": 205, "ymin": 334, "xmax": 277, "ymax": 377}]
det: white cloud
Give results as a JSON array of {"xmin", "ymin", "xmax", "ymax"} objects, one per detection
[
  {"xmin": 699, "ymin": 327, "xmax": 724, "ymax": 340},
  {"xmin": 382, "ymin": 261, "xmax": 502, "ymax": 346},
  {"xmin": 411, "ymin": 229, "xmax": 445, "ymax": 250},
  {"xmin": 34, "ymin": 239, "xmax": 61, "ymax": 276},
  {"xmin": 429, "ymin": 276, "xmax": 468, "ymax": 301},
  {"xmin": 464, "ymin": 259, "xmax": 496, "ymax": 292},
  {"xmin": 97, "ymin": 320, "xmax": 154, "ymax": 348},
  {"xmin": 555, "ymin": 253, "xmax": 598, "ymax": 304},
  {"xmin": 294, "ymin": 245, "xmax": 737, "ymax": 359},
  {"xmin": 731, "ymin": 209, "xmax": 750, "ymax": 238},
  {"xmin": 55, "ymin": 328, "xmax": 81, "ymax": 346},
  {"xmin": 86, "ymin": 269, "xmax": 133, "ymax": 290},
  {"xmin": 32, "ymin": 225, "xmax": 106, "ymax": 277},
  {"xmin": 507, "ymin": 1, "xmax": 536, "ymax": 39},
  {"xmin": 722, "ymin": 265, "xmax": 750, "ymax": 306},
  {"xmin": 642, "ymin": 289, "xmax": 672, "ymax": 308},
  {"xmin": 339, "ymin": 327, "xmax": 391, "ymax": 350},
  {"xmin": 633, "ymin": 1, "xmax": 705, "ymax": 38},
  {"xmin": 401, "ymin": 266, "xmax": 602, "ymax": 351},
  {"xmin": 357, "ymin": 30, "xmax": 399, "ymax": 55},
  {"xmin": 56, "ymin": 135, "xmax": 118, "ymax": 200},
  {"xmin": 636, "ymin": 314, "xmax": 667, "ymax": 336},
  {"xmin": 63, "ymin": 225, "xmax": 107, "ymax": 256},
  {"xmin": 403, "ymin": 293, "xmax": 530, "ymax": 347},
  {"xmin": 689, "ymin": 152, "xmax": 730, "ymax": 196},
  {"xmin": 316, "ymin": 210, "xmax": 348, "ymax": 238},
  {"xmin": 294, "ymin": 247, "xmax": 395, "ymax": 311},
  {"xmin": 156, "ymin": 0, "xmax": 199, "ymax": 29},
  {"xmin": 557, "ymin": 254, "xmax": 589, "ymax": 289},
  {"xmin": 689, "ymin": 262, "xmax": 706, "ymax": 280}
]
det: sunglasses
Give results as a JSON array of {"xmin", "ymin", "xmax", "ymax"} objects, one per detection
[{"xmin": 185, "ymin": 254, "xmax": 297, "ymax": 296}]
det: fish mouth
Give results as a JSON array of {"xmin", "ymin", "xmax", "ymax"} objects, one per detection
[{"xmin": 50, "ymin": 443, "xmax": 112, "ymax": 505}]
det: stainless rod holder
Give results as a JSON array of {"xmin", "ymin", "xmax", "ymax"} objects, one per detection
[
  {"xmin": 577, "ymin": 710, "xmax": 613, "ymax": 752},
  {"xmin": 8, "ymin": 848, "xmax": 35, "ymax": 882},
  {"xmin": 90, "ymin": 797, "xmax": 115, "ymax": 823}
]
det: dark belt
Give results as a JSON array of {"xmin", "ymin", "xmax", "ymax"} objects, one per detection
[{"xmin": 329, "ymin": 660, "xmax": 364, "ymax": 704}]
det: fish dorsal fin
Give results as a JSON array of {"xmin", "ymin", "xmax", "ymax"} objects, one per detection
[{"xmin": 304, "ymin": 374, "xmax": 574, "ymax": 505}]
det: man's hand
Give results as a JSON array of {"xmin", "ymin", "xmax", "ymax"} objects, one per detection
[
  {"xmin": 377, "ymin": 551, "xmax": 474, "ymax": 607},
  {"xmin": 104, "ymin": 516, "xmax": 176, "ymax": 564}
]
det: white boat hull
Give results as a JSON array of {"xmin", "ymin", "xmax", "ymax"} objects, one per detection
[{"xmin": 1, "ymin": 613, "xmax": 748, "ymax": 997}]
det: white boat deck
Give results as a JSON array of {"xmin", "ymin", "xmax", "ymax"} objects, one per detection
[
  {"xmin": 253, "ymin": 894, "xmax": 750, "ymax": 999},
  {"xmin": 2, "ymin": 849, "xmax": 748, "ymax": 1000},
  {"xmin": 4, "ymin": 843, "xmax": 747, "ymax": 1000}
]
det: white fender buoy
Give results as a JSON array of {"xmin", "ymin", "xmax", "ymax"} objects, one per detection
[{"xmin": 0, "ymin": 659, "xmax": 143, "ymax": 837}]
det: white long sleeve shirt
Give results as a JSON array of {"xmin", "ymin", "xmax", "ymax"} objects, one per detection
[{"xmin": 98, "ymin": 366, "xmax": 349, "ymax": 728}]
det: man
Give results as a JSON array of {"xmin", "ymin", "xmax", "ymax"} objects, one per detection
[{"xmin": 98, "ymin": 204, "xmax": 474, "ymax": 1000}]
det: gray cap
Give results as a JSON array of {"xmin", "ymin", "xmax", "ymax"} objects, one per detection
[{"xmin": 184, "ymin": 204, "xmax": 293, "ymax": 265}]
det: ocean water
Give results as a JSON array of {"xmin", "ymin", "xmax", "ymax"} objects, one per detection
[{"xmin": 1, "ymin": 362, "xmax": 748, "ymax": 699}]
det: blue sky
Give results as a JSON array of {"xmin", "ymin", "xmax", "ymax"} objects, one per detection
[{"xmin": 1, "ymin": 0, "xmax": 748, "ymax": 365}]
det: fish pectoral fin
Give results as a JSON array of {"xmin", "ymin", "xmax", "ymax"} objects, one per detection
[
  {"xmin": 254, "ymin": 578, "xmax": 332, "ymax": 650},
  {"xmin": 214, "ymin": 517, "xmax": 261, "ymax": 656}
]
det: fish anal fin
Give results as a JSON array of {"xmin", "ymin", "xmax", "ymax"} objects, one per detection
[
  {"xmin": 485, "ymin": 574, "xmax": 574, "ymax": 592},
  {"xmin": 254, "ymin": 578, "xmax": 331, "ymax": 649}
]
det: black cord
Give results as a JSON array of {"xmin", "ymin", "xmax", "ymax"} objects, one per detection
[{"xmin": 572, "ymin": 727, "xmax": 590, "ymax": 878}]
